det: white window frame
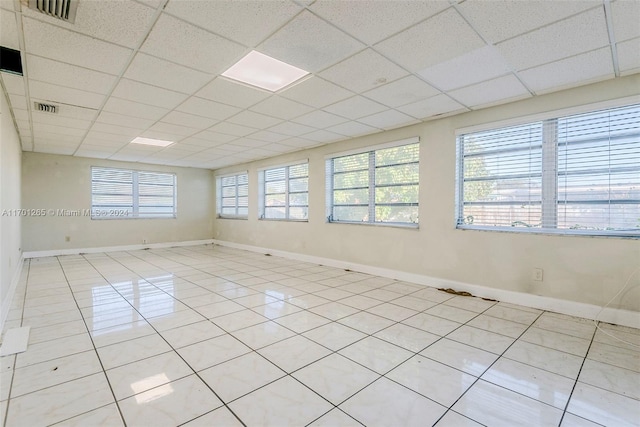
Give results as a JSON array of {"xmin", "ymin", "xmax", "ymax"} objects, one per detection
[
  {"xmin": 455, "ymin": 100, "xmax": 640, "ymax": 238},
  {"xmin": 216, "ymin": 171, "xmax": 249, "ymax": 219},
  {"xmin": 91, "ymin": 167, "xmax": 176, "ymax": 220},
  {"xmin": 325, "ymin": 137, "xmax": 420, "ymax": 228},
  {"xmin": 258, "ymin": 161, "xmax": 309, "ymax": 221}
]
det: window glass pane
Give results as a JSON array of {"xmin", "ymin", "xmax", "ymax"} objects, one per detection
[
  {"xmin": 265, "ymin": 194, "xmax": 286, "ymax": 206},
  {"xmin": 237, "ymin": 184, "xmax": 248, "ymax": 197},
  {"xmin": 289, "ymin": 177, "xmax": 308, "ymax": 193},
  {"xmin": 289, "ymin": 163, "xmax": 308, "ymax": 178},
  {"xmin": 221, "ymin": 176, "xmax": 236, "ymax": 186},
  {"xmin": 289, "ymin": 207, "xmax": 308, "ymax": 220},
  {"xmin": 333, "ymin": 189, "xmax": 368, "ymax": 205},
  {"xmin": 222, "ymin": 186, "xmax": 237, "ymax": 198},
  {"xmin": 375, "ymin": 185, "xmax": 419, "ymax": 204},
  {"xmin": 333, "ymin": 206, "xmax": 369, "ymax": 222},
  {"xmin": 334, "ymin": 153, "xmax": 369, "ymax": 173},
  {"xmin": 375, "ymin": 143, "xmax": 419, "ymax": 166},
  {"xmin": 218, "ymin": 173, "xmax": 247, "ymax": 218},
  {"xmin": 289, "ymin": 193, "xmax": 308, "ymax": 206},
  {"xmin": 265, "ymin": 207, "xmax": 286, "ymax": 219},
  {"xmin": 334, "ymin": 170, "xmax": 368, "ymax": 189},
  {"xmin": 375, "ymin": 205, "xmax": 418, "ymax": 223},
  {"xmin": 265, "ymin": 167, "xmax": 286, "ymax": 181},
  {"xmin": 376, "ymin": 163, "xmax": 418, "ymax": 185}
]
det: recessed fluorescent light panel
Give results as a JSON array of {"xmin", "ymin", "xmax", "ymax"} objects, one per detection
[
  {"xmin": 222, "ymin": 50, "xmax": 309, "ymax": 92},
  {"xmin": 130, "ymin": 137, "xmax": 173, "ymax": 147}
]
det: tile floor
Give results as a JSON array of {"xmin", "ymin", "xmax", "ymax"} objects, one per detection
[{"xmin": 1, "ymin": 245, "xmax": 639, "ymax": 426}]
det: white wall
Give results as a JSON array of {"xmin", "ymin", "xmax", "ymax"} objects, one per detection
[
  {"xmin": 1, "ymin": 89, "xmax": 23, "ymax": 314},
  {"xmin": 213, "ymin": 75, "xmax": 640, "ymax": 311},
  {"xmin": 22, "ymin": 153, "xmax": 215, "ymax": 251}
]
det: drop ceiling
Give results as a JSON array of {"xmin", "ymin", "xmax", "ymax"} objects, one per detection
[{"xmin": 1, "ymin": 0, "xmax": 638, "ymax": 170}]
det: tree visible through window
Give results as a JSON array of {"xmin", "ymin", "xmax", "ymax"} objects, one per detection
[
  {"xmin": 326, "ymin": 139, "xmax": 419, "ymax": 226},
  {"xmin": 457, "ymin": 103, "xmax": 640, "ymax": 236}
]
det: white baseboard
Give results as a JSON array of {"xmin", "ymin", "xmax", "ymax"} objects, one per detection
[
  {"xmin": 23, "ymin": 239, "xmax": 216, "ymax": 259},
  {"xmin": 1, "ymin": 253, "xmax": 24, "ymax": 333},
  {"xmin": 212, "ymin": 239, "xmax": 640, "ymax": 329}
]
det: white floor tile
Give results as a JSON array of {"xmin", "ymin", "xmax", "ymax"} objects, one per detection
[
  {"xmin": 446, "ymin": 325, "xmax": 515, "ymax": 354},
  {"xmin": 97, "ymin": 334, "xmax": 172, "ymax": 370},
  {"xmin": 258, "ymin": 335, "xmax": 332, "ymax": 373},
  {"xmin": 373, "ymin": 323, "xmax": 439, "ymax": 352},
  {"xmin": 308, "ymin": 408, "xmax": 362, "ymax": 426},
  {"xmin": 50, "ymin": 403, "xmax": 124, "ymax": 426},
  {"xmin": 434, "ymin": 410, "xmax": 484, "ymax": 426},
  {"xmin": 520, "ymin": 327, "xmax": 591, "ymax": 357},
  {"xmin": 274, "ymin": 311, "xmax": 332, "ymax": 333},
  {"xmin": 339, "ymin": 336, "xmax": 413, "ymax": 375},
  {"xmin": 177, "ymin": 334, "xmax": 252, "ymax": 372},
  {"xmin": 303, "ymin": 322, "xmax": 367, "ymax": 351},
  {"xmin": 232, "ymin": 321, "xmax": 297, "ymax": 349},
  {"xmin": 340, "ymin": 377, "xmax": 447, "ymax": 427},
  {"xmin": 453, "ymin": 380, "xmax": 564, "ymax": 427},
  {"xmin": 567, "ymin": 382, "xmax": 640, "ymax": 427},
  {"xmin": 504, "ymin": 340, "xmax": 585, "ymax": 379},
  {"xmin": 118, "ymin": 375, "xmax": 222, "ymax": 426},
  {"xmin": 293, "ymin": 353, "xmax": 379, "ymax": 405},
  {"xmin": 578, "ymin": 359, "xmax": 640, "ymax": 399},
  {"xmin": 229, "ymin": 376, "xmax": 333, "ymax": 426},
  {"xmin": 420, "ymin": 338, "xmax": 498, "ymax": 376},
  {"xmin": 182, "ymin": 407, "xmax": 243, "ymax": 426},
  {"xmin": 401, "ymin": 312, "xmax": 462, "ymax": 336},
  {"xmin": 159, "ymin": 320, "xmax": 225, "ymax": 349},
  {"xmin": 338, "ymin": 312, "xmax": 395, "ymax": 335}
]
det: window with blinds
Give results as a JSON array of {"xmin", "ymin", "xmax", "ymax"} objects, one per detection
[
  {"xmin": 91, "ymin": 167, "xmax": 176, "ymax": 219},
  {"xmin": 216, "ymin": 173, "xmax": 248, "ymax": 218},
  {"xmin": 259, "ymin": 163, "xmax": 308, "ymax": 220},
  {"xmin": 456, "ymin": 103, "xmax": 640, "ymax": 237},
  {"xmin": 326, "ymin": 139, "xmax": 419, "ymax": 226}
]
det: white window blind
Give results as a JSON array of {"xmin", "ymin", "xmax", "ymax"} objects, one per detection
[
  {"xmin": 216, "ymin": 173, "xmax": 248, "ymax": 218},
  {"xmin": 326, "ymin": 141, "xmax": 419, "ymax": 226},
  {"xmin": 259, "ymin": 163, "xmax": 308, "ymax": 220},
  {"xmin": 91, "ymin": 167, "xmax": 176, "ymax": 219},
  {"xmin": 456, "ymin": 103, "xmax": 640, "ymax": 237}
]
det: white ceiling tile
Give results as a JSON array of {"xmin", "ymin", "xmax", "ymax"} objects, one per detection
[
  {"xmin": 90, "ymin": 122, "xmax": 143, "ymax": 138},
  {"xmin": 74, "ymin": 149, "xmax": 117, "ymax": 159},
  {"xmin": 35, "ymin": 145, "xmax": 76, "ymax": 155},
  {"xmin": 111, "ymin": 79, "xmax": 189, "ymax": 109},
  {"xmin": 292, "ymin": 110, "xmax": 348, "ymax": 129},
  {"xmin": 109, "ymin": 153, "xmax": 151, "ymax": 162},
  {"xmin": 496, "ymin": 8, "xmax": 610, "ymax": 71},
  {"xmin": 281, "ymin": 77, "xmax": 353, "ymax": 108},
  {"xmin": 22, "ymin": 17, "xmax": 132, "ymax": 74},
  {"xmin": 148, "ymin": 122, "xmax": 198, "ymax": 137},
  {"xmin": 166, "ymin": 142, "xmax": 205, "ymax": 153},
  {"xmin": 611, "ymin": 0, "xmax": 640, "ymax": 43},
  {"xmin": 1, "ymin": 73, "xmax": 25, "ymax": 95},
  {"xmin": 375, "ymin": 8, "xmax": 485, "ymax": 72},
  {"xmin": 145, "ymin": 148, "xmax": 193, "ymax": 160},
  {"xmin": 519, "ymin": 48, "xmax": 614, "ymax": 94},
  {"xmin": 326, "ymin": 121, "xmax": 379, "ymax": 137},
  {"xmin": 21, "ymin": 0, "xmax": 156, "ymax": 48},
  {"xmin": 196, "ymin": 77, "xmax": 270, "ymax": 108},
  {"xmin": 84, "ymin": 130, "xmax": 132, "ymax": 146},
  {"xmin": 261, "ymin": 143, "xmax": 297, "ymax": 153},
  {"xmin": 418, "ymin": 46, "xmax": 512, "ymax": 91},
  {"xmin": 259, "ymin": 10, "xmax": 364, "ymax": 73},
  {"xmin": 26, "ymin": 55, "xmax": 117, "ymax": 95},
  {"xmin": 301, "ymin": 129, "xmax": 344, "ymax": 143},
  {"xmin": 397, "ymin": 94, "xmax": 467, "ymax": 120},
  {"xmin": 164, "ymin": 0, "xmax": 302, "ymax": 47},
  {"xmin": 310, "ymin": 0, "xmax": 449, "ymax": 45},
  {"xmin": 209, "ymin": 121, "xmax": 257, "ymax": 137},
  {"xmin": 12, "ymin": 109, "xmax": 29, "ymax": 121},
  {"xmin": 268, "ymin": 121, "xmax": 316, "ymax": 137},
  {"xmin": 617, "ymin": 37, "xmax": 640, "ymax": 75},
  {"xmin": 141, "ymin": 14, "xmax": 245, "ymax": 73},
  {"xmin": 31, "ymin": 111, "xmax": 92, "ymax": 130},
  {"xmin": 245, "ymin": 130, "xmax": 290, "ymax": 143},
  {"xmin": 125, "ymin": 53, "xmax": 212, "ymax": 94},
  {"xmin": 29, "ymin": 80, "xmax": 105, "ymax": 109},
  {"xmin": 362, "ymin": 76, "xmax": 440, "ymax": 108},
  {"xmin": 323, "ymin": 96, "xmax": 388, "ymax": 120},
  {"xmin": 281, "ymin": 137, "xmax": 319, "ymax": 149},
  {"xmin": 1, "ymin": 9, "xmax": 19, "ymax": 50},
  {"xmin": 176, "ymin": 97, "xmax": 241, "ymax": 120},
  {"xmin": 230, "ymin": 138, "xmax": 269, "ymax": 148},
  {"xmin": 32, "ymin": 122, "xmax": 86, "ymax": 137},
  {"xmin": 449, "ymin": 74, "xmax": 531, "ymax": 108},
  {"xmin": 161, "ymin": 111, "xmax": 218, "ymax": 130},
  {"xmin": 227, "ymin": 110, "xmax": 282, "ymax": 128},
  {"xmin": 458, "ymin": 0, "xmax": 601, "ymax": 43},
  {"xmin": 103, "ymin": 97, "xmax": 169, "ymax": 121},
  {"xmin": 187, "ymin": 131, "xmax": 237, "ymax": 145},
  {"xmin": 357, "ymin": 110, "xmax": 418, "ymax": 130},
  {"xmin": 319, "ymin": 49, "xmax": 409, "ymax": 93},
  {"xmin": 9, "ymin": 94, "xmax": 27, "ymax": 109},
  {"xmin": 249, "ymin": 96, "xmax": 313, "ymax": 120}
]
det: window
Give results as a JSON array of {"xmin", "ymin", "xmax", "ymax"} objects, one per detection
[
  {"xmin": 326, "ymin": 138, "xmax": 419, "ymax": 226},
  {"xmin": 456, "ymin": 103, "xmax": 640, "ymax": 237},
  {"xmin": 91, "ymin": 167, "xmax": 176, "ymax": 219},
  {"xmin": 259, "ymin": 163, "xmax": 308, "ymax": 220},
  {"xmin": 216, "ymin": 173, "xmax": 248, "ymax": 219}
]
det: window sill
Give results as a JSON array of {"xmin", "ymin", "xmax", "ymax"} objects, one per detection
[
  {"xmin": 456, "ymin": 225, "xmax": 640, "ymax": 239},
  {"xmin": 327, "ymin": 220, "xmax": 419, "ymax": 230},
  {"xmin": 259, "ymin": 218, "xmax": 308, "ymax": 223},
  {"xmin": 217, "ymin": 216, "xmax": 248, "ymax": 220}
]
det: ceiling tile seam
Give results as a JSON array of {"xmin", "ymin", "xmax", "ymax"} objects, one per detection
[
  {"xmin": 24, "ymin": 52, "xmax": 120, "ymax": 78},
  {"xmin": 450, "ymin": 2, "xmax": 535, "ymax": 98},
  {"xmin": 602, "ymin": 0, "xmax": 621, "ymax": 78},
  {"xmin": 492, "ymin": 3, "xmax": 606, "ymax": 46},
  {"xmin": 515, "ymin": 45, "xmax": 617, "ymax": 75},
  {"xmin": 0, "ymin": 78, "xmax": 28, "ymax": 146},
  {"xmin": 12, "ymin": 0, "xmax": 35, "ymax": 151},
  {"xmin": 71, "ymin": 0, "xmax": 171, "ymax": 158}
]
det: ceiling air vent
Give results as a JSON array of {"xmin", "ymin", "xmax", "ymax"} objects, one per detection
[
  {"xmin": 28, "ymin": 0, "xmax": 78, "ymax": 23},
  {"xmin": 34, "ymin": 102, "xmax": 58, "ymax": 114}
]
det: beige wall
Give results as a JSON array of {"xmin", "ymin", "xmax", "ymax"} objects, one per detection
[
  {"xmin": 22, "ymin": 153, "xmax": 214, "ymax": 251},
  {"xmin": 1, "ymin": 90, "xmax": 23, "ymax": 307},
  {"xmin": 213, "ymin": 75, "xmax": 640, "ymax": 311}
]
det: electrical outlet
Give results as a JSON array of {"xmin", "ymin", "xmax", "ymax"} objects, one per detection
[
  {"xmin": 65, "ymin": 236, "xmax": 70, "ymax": 242},
  {"xmin": 533, "ymin": 268, "xmax": 544, "ymax": 282},
  {"xmin": 143, "ymin": 239, "xmax": 147, "ymax": 244}
]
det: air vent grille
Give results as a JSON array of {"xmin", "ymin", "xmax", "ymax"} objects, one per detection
[
  {"xmin": 34, "ymin": 102, "xmax": 58, "ymax": 114},
  {"xmin": 28, "ymin": 0, "xmax": 78, "ymax": 23}
]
